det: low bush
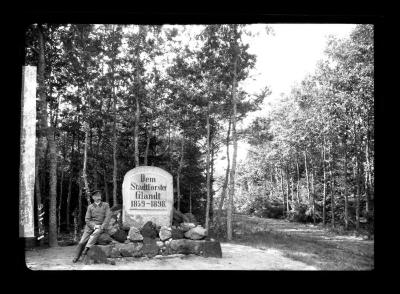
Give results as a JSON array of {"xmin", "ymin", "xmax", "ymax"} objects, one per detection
[
  {"xmin": 248, "ymin": 196, "xmax": 285, "ymax": 219},
  {"xmin": 287, "ymin": 203, "xmax": 313, "ymax": 223}
]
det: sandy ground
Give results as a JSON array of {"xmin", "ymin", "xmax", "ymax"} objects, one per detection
[
  {"xmin": 24, "ymin": 215, "xmax": 373, "ymax": 270},
  {"xmin": 25, "ymin": 242, "xmax": 317, "ymax": 270}
]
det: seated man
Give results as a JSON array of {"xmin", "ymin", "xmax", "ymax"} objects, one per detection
[{"xmin": 73, "ymin": 190, "xmax": 111, "ymax": 263}]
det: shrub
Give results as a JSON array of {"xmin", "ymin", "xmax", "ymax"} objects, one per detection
[
  {"xmin": 287, "ymin": 202, "xmax": 313, "ymax": 223},
  {"xmin": 247, "ymin": 196, "xmax": 284, "ymax": 219}
]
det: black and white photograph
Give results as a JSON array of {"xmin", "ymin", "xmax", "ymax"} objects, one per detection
[{"xmin": 19, "ymin": 17, "xmax": 377, "ymax": 270}]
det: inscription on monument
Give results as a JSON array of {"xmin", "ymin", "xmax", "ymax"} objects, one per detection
[
  {"xmin": 129, "ymin": 174, "xmax": 167, "ymax": 209},
  {"xmin": 122, "ymin": 166, "xmax": 173, "ymax": 228}
]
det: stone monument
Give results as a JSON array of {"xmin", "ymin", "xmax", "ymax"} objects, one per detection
[{"xmin": 122, "ymin": 166, "xmax": 173, "ymax": 228}]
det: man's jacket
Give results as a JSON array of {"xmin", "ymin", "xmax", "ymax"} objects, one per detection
[{"xmin": 84, "ymin": 202, "xmax": 111, "ymax": 230}]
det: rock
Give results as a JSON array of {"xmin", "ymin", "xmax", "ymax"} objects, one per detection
[
  {"xmin": 142, "ymin": 237, "xmax": 160, "ymax": 258},
  {"xmin": 159, "ymin": 226, "xmax": 172, "ymax": 241},
  {"xmin": 167, "ymin": 239, "xmax": 204, "ymax": 255},
  {"xmin": 184, "ymin": 226, "xmax": 208, "ymax": 240},
  {"xmin": 95, "ymin": 244, "xmax": 113, "ymax": 257},
  {"xmin": 107, "ymin": 226, "xmax": 118, "ymax": 237},
  {"xmin": 115, "ymin": 242, "xmax": 143, "ymax": 257},
  {"xmin": 173, "ymin": 208, "xmax": 190, "ymax": 224},
  {"xmin": 179, "ymin": 222, "xmax": 196, "ymax": 232},
  {"xmin": 83, "ymin": 245, "xmax": 112, "ymax": 264},
  {"xmin": 97, "ymin": 233, "xmax": 113, "ymax": 245},
  {"xmin": 106, "ymin": 215, "xmax": 119, "ymax": 235},
  {"xmin": 106, "ymin": 207, "xmax": 122, "ymax": 235},
  {"xmin": 171, "ymin": 227, "xmax": 185, "ymax": 239},
  {"xmin": 128, "ymin": 227, "xmax": 143, "ymax": 241},
  {"xmin": 121, "ymin": 225, "xmax": 131, "ymax": 232},
  {"xmin": 110, "ymin": 246, "xmax": 122, "ymax": 258},
  {"xmin": 202, "ymin": 240, "xmax": 222, "ymax": 258},
  {"xmin": 156, "ymin": 241, "xmax": 164, "ymax": 248},
  {"xmin": 140, "ymin": 221, "xmax": 158, "ymax": 239},
  {"xmin": 183, "ymin": 213, "xmax": 197, "ymax": 224},
  {"xmin": 111, "ymin": 229, "xmax": 127, "ymax": 243}
]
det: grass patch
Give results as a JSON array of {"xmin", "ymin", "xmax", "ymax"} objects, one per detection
[
  {"xmin": 212, "ymin": 215, "xmax": 374, "ymax": 270},
  {"xmin": 233, "ymin": 229, "xmax": 372, "ymax": 270}
]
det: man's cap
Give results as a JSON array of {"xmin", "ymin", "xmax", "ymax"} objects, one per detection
[{"xmin": 91, "ymin": 190, "xmax": 102, "ymax": 197}]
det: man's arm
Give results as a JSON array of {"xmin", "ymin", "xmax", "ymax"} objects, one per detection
[
  {"xmin": 85, "ymin": 205, "xmax": 96, "ymax": 230},
  {"xmin": 101, "ymin": 203, "xmax": 111, "ymax": 230}
]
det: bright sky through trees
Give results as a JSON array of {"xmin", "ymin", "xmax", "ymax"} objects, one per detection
[{"xmin": 215, "ymin": 23, "xmax": 356, "ymax": 177}]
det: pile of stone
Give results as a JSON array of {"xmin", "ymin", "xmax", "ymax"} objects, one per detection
[{"xmin": 83, "ymin": 208, "xmax": 222, "ymax": 264}]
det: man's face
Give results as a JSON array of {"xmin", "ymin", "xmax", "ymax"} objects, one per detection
[{"xmin": 92, "ymin": 193, "xmax": 101, "ymax": 203}]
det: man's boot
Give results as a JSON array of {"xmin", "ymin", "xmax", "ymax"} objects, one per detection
[
  {"xmin": 72, "ymin": 243, "xmax": 85, "ymax": 263},
  {"xmin": 82, "ymin": 246, "xmax": 90, "ymax": 256}
]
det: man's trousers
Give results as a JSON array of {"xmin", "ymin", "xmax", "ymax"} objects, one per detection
[{"xmin": 79, "ymin": 226, "xmax": 102, "ymax": 248}]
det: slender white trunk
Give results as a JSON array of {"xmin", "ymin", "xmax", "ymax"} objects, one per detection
[
  {"xmin": 205, "ymin": 102, "xmax": 211, "ymax": 231},
  {"xmin": 227, "ymin": 32, "xmax": 239, "ymax": 241}
]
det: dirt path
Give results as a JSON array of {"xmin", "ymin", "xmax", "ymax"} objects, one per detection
[
  {"xmin": 25, "ymin": 243, "xmax": 317, "ymax": 270},
  {"xmin": 24, "ymin": 215, "xmax": 373, "ymax": 270}
]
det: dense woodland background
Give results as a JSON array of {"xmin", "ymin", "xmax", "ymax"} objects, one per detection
[{"xmin": 23, "ymin": 24, "xmax": 374, "ymax": 247}]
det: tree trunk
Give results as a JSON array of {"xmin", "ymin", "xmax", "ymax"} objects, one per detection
[
  {"xmin": 66, "ymin": 172, "xmax": 73, "ymax": 231},
  {"xmin": 270, "ymin": 165, "xmax": 274, "ymax": 199},
  {"xmin": 94, "ymin": 107, "xmax": 103, "ymax": 191},
  {"xmin": 279, "ymin": 166, "xmax": 287, "ymax": 214},
  {"xmin": 36, "ymin": 24, "xmax": 48, "ymax": 243},
  {"xmin": 73, "ymin": 209, "xmax": 79, "ymax": 243},
  {"xmin": 290, "ymin": 174, "xmax": 294, "ymax": 210},
  {"xmin": 322, "ymin": 137, "xmax": 327, "ymax": 226},
  {"xmin": 48, "ymin": 130, "xmax": 58, "ymax": 247},
  {"xmin": 176, "ymin": 176, "xmax": 180, "ymax": 211},
  {"xmin": 167, "ymin": 115, "xmax": 172, "ymax": 171},
  {"xmin": 328, "ymin": 144, "xmax": 335, "ymax": 228},
  {"xmin": 227, "ymin": 32, "xmax": 239, "ymax": 241},
  {"xmin": 66, "ymin": 134, "xmax": 75, "ymax": 231},
  {"xmin": 343, "ymin": 138, "xmax": 349, "ymax": 230},
  {"xmin": 112, "ymin": 87, "xmax": 118, "ymax": 206},
  {"xmin": 353, "ymin": 123, "xmax": 360, "ymax": 230},
  {"xmin": 144, "ymin": 127, "xmax": 151, "ymax": 166},
  {"xmin": 177, "ymin": 139, "xmax": 184, "ymax": 212},
  {"xmin": 104, "ymin": 172, "xmax": 110, "ymax": 205},
  {"xmin": 35, "ymin": 141, "xmax": 44, "ymax": 240},
  {"xmin": 78, "ymin": 180, "xmax": 83, "ymax": 229},
  {"xmin": 304, "ymin": 148, "xmax": 311, "ymax": 203},
  {"xmin": 109, "ymin": 25, "xmax": 119, "ymax": 206},
  {"xmin": 134, "ymin": 94, "xmax": 140, "ymax": 167},
  {"xmin": 218, "ymin": 118, "xmax": 231, "ymax": 214},
  {"xmin": 364, "ymin": 135, "xmax": 371, "ymax": 214},
  {"xmin": 82, "ymin": 122, "xmax": 91, "ymax": 206},
  {"xmin": 296, "ymin": 155, "xmax": 300, "ymax": 204},
  {"xmin": 134, "ymin": 32, "xmax": 141, "ymax": 168},
  {"xmin": 355, "ymin": 155, "xmax": 361, "ymax": 231},
  {"xmin": 58, "ymin": 163, "xmax": 64, "ymax": 235},
  {"xmin": 210, "ymin": 144, "xmax": 215, "ymax": 221},
  {"xmin": 205, "ymin": 102, "xmax": 211, "ymax": 231},
  {"xmin": 311, "ymin": 163, "xmax": 316, "ymax": 225},
  {"xmin": 285, "ymin": 166, "xmax": 290, "ymax": 208}
]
